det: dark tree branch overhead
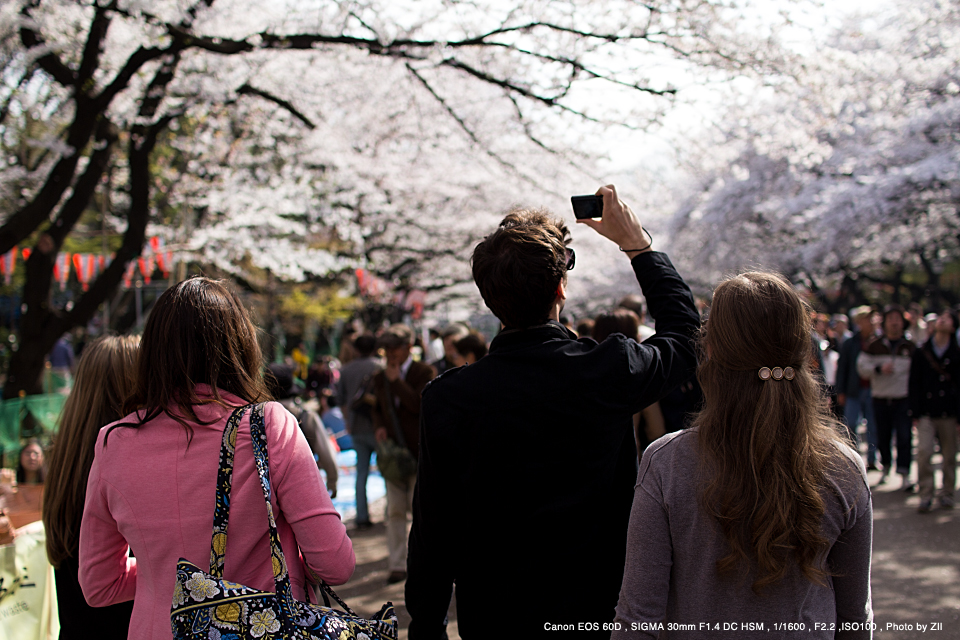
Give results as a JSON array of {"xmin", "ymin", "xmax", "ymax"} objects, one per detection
[
  {"xmin": 3, "ymin": 0, "xmax": 711, "ymax": 396},
  {"xmin": 506, "ymin": 94, "xmax": 558, "ymax": 154},
  {"xmin": 403, "ymin": 62, "xmax": 539, "ymax": 183},
  {"xmin": 95, "ymin": 45, "xmax": 169, "ymax": 110},
  {"xmin": 65, "ymin": 114, "xmax": 171, "ymax": 332},
  {"xmin": 76, "ymin": 4, "xmax": 113, "ymax": 86},
  {"xmin": 18, "ymin": 4, "xmax": 76, "ymax": 87},
  {"xmin": 236, "ymin": 84, "xmax": 317, "ymax": 129},
  {"xmin": 160, "ymin": 18, "xmax": 675, "ymax": 107},
  {"xmin": 46, "ymin": 119, "xmax": 119, "ymax": 247}
]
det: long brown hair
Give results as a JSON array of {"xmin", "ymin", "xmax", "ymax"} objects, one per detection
[
  {"xmin": 693, "ymin": 272, "xmax": 848, "ymax": 594},
  {"xmin": 43, "ymin": 336, "xmax": 139, "ymax": 568},
  {"xmin": 111, "ymin": 277, "xmax": 269, "ymax": 440}
]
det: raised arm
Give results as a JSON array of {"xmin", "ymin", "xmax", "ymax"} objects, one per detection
[{"xmin": 579, "ymin": 185, "xmax": 700, "ymax": 411}]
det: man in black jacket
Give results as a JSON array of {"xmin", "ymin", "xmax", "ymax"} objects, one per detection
[
  {"xmin": 406, "ymin": 185, "xmax": 700, "ymax": 638},
  {"xmin": 909, "ymin": 310, "xmax": 960, "ymax": 512}
]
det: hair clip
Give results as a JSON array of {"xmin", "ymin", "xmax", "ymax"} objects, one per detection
[{"xmin": 758, "ymin": 366, "xmax": 795, "ymax": 381}]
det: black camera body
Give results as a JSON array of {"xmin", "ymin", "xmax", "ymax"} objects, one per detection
[{"xmin": 571, "ymin": 194, "xmax": 604, "ymax": 219}]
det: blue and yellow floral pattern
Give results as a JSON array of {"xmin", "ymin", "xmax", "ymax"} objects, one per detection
[{"xmin": 171, "ymin": 403, "xmax": 398, "ymax": 640}]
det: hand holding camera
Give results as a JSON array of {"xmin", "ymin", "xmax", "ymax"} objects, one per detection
[{"xmin": 572, "ymin": 184, "xmax": 652, "ymax": 258}]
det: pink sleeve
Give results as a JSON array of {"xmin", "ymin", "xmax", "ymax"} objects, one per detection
[
  {"xmin": 78, "ymin": 434, "xmax": 138, "ymax": 606},
  {"xmin": 265, "ymin": 402, "xmax": 355, "ymax": 584}
]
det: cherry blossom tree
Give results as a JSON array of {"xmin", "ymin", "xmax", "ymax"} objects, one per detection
[
  {"xmin": 0, "ymin": 0, "xmax": 790, "ymax": 395},
  {"xmin": 667, "ymin": 0, "xmax": 960, "ymax": 308}
]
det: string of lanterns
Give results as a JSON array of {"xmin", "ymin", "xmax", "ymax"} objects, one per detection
[{"xmin": 0, "ymin": 237, "xmax": 174, "ymax": 289}]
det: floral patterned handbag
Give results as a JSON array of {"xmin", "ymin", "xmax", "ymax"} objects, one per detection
[{"xmin": 171, "ymin": 403, "xmax": 398, "ymax": 640}]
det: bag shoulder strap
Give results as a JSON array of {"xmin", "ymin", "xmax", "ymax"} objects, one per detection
[
  {"xmin": 209, "ymin": 403, "xmax": 252, "ymax": 577},
  {"xmin": 246, "ymin": 402, "xmax": 304, "ymax": 627},
  {"xmin": 210, "ymin": 403, "xmax": 295, "ymax": 600},
  {"xmin": 211, "ymin": 401, "xmax": 360, "ymax": 618}
]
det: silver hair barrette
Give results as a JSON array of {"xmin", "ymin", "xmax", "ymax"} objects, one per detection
[{"xmin": 758, "ymin": 366, "xmax": 795, "ymax": 381}]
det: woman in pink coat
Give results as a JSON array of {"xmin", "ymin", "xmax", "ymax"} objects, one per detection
[{"xmin": 79, "ymin": 277, "xmax": 355, "ymax": 640}]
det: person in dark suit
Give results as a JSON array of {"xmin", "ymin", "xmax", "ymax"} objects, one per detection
[
  {"xmin": 909, "ymin": 310, "xmax": 960, "ymax": 512},
  {"xmin": 372, "ymin": 324, "xmax": 436, "ymax": 584},
  {"xmin": 406, "ymin": 185, "xmax": 700, "ymax": 638}
]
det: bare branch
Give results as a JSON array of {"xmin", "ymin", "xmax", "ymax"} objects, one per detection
[
  {"xmin": 436, "ymin": 56, "xmax": 606, "ymax": 124},
  {"xmin": 506, "ymin": 93, "xmax": 557, "ymax": 154},
  {"xmin": 19, "ymin": 5, "xmax": 76, "ymax": 87},
  {"xmin": 47, "ymin": 119, "xmax": 119, "ymax": 247},
  {"xmin": 77, "ymin": 4, "xmax": 113, "ymax": 86},
  {"xmin": 403, "ymin": 62, "xmax": 569, "ymax": 190},
  {"xmin": 138, "ymin": 50, "xmax": 182, "ymax": 120},
  {"xmin": 95, "ymin": 45, "xmax": 169, "ymax": 110},
  {"xmin": 404, "ymin": 63, "xmax": 481, "ymax": 145},
  {"xmin": 236, "ymin": 84, "xmax": 317, "ymax": 129},
  {"xmin": 475, "ymin": 41, "xmax": 678, "ymax": 97}
]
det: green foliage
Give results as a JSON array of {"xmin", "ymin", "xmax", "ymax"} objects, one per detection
[{"xmin": 279, "ymin": 286, "xmax": 357, "ymax": 328}]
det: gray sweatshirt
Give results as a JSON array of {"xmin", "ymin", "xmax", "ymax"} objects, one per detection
[{"xmin": 613, "ymin": 429, "xmax": 873, "ymax": 640}]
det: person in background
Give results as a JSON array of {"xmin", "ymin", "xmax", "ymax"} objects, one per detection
[
  {"xmin": 453, "ymin": 332, "xmax": 488, "ymax": 365},
  {"xmin": 614, "ymin": 272, "xmax": 872, "ymax": 638},
  {"xmin": 857, "ymin": 304, "xmax": 916, "ymax": 489},
  {"xmin": 908, "ymin": 302, "xmax": 928, "ymax": 343},
  {"xmin": 336, "ymin": 333, "xmax": 381, "ymax": 530},
  {"xmin": 48, "ymin": 334, "xmax": 75, "ymax": 374},
  {"xmin": 618, "ymin": 293, "xmax": 655, "ymax": 341},
  {"xmin": 16, "ymin": 439, "xmax": 44, "ymax": 485},
  {"xmin": 79, "ymin": 277, "xmax": 354, "ymax": 639},
  {"xmin": 593, "ymin": 308, "xmax": 667, "ymax": 455},
  {"xmin": 831, "ymin": 314, "xmax": 852, "ymax": 349},
  {"xmin": 318, "ymin": 389, "xmax": 351, "ymax": 450},
  {"xmin": 266, "ymin": 363, "xmax": 339, "ymax": 498},
  {"xmin": 424, "ymin": 328, "xmax": 445, "ymax": 364},
  {"xmin": 575, "ymin": 318, "xmax": 594, "ymax": 339},
  {"xmin": 1, "ymin": 439, "xmax": 46, "ymax": 530},
  {"xmin": 920, "ymin": 312, "xmax": 939, "ymax": 347},
  {"xmin": 430, "ymin": 323, "xmax": 470, "ymax": 375},
  {"xmin": 305, "ymin": 356, "xmax": 333, "ymax": 397},
  {"xmin": 836, "ymin": 306, "xmax": 879, "ymax": 468},
  {"xmin": 43, "ymin": 336, "xmax": 139, "ymax": 639},
  {"xmin": 815, "ymin": 313, "xmax": 842, "ymax": 419},
  {"xmin": 909, "ymin": 310, "xmax": 960, "ymax": 512},
  {"xmin": 813, "ymin": 312, "xmax": 830, "ymax": 345},
  {"xmin": 338, "ymin": 326, "xmax": 360, "ymax": 365},
  {"xmin": 372, "ymin": 324, "xmax": 436, "ymax": 584},
  {"xmin": 291, "ymin": 341, "xmax": 310, "ymax": 380}
]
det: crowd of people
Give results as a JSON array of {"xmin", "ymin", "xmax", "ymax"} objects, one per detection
[
  {"xmin": 0, "ymin": 183, "xmax": 954, "ymax": 639},
  {"xmin": 823, "ymin": 304, "xmax": 959, "ymax": 513}
]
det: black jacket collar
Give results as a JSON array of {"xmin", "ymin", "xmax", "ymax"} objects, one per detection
[{"xmin": 490, "ymin": 320, "xmax": 577, "ymax": 352}]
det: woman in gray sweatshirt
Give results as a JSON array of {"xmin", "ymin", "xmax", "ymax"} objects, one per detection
[{"xmin": 614, "ymin": 272, "xmax": 873, "ymax": 639}]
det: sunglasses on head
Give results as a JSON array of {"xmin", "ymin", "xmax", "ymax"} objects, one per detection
[{"xmin": 565, "ymin": 247, "xmax": 576, "ymax": 271}]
